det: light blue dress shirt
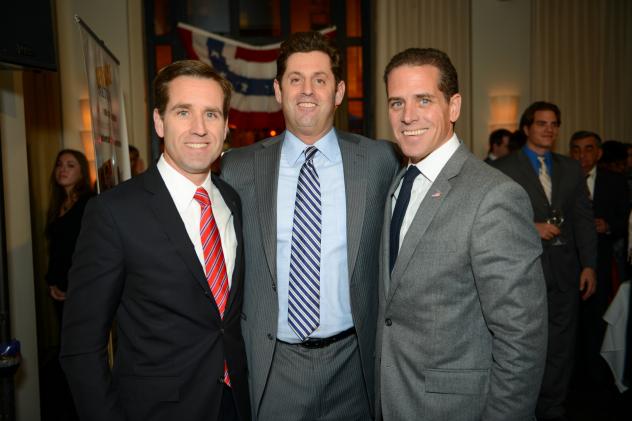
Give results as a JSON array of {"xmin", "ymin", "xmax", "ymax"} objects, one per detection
[{"xmin": 276, "ymin": 129, "xmax": 352, "ymax": 342}]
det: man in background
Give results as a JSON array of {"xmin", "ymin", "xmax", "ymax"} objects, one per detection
[
  {"xmin": 484, "ymin": 128, "xmax": 511, "ymax": 163},
  {"xmin": 494, "ymin": 101, "xmax": 597, "ymax": 421},
  {"xmin": 569, "ymin": 130, "xmax": 628, "ymax": 390}
]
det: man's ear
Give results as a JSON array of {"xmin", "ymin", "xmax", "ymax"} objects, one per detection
[
  {"xmin": 153, "ymin": 109, "xmax": 164, "ymax": 138},
  {"xmin": 273, "ymin": 79, "xmax": 282, "ymax": 104},
  {"xmin": 335, "ymin": 80, "xmax": 346, "ymax": 106}
]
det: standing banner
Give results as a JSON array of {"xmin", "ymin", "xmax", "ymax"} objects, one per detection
[
  {"xmin": 177, "ymin": 23, "xmax": 336, "ymax": 131},
  {"xmin": 75, "ymin": 15, "xmax": 130, "ymax": 192}
]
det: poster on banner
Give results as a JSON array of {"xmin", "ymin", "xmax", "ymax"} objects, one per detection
[
  {"xmin": 176, "ymin": 22, "xmax": 336, "ymax": 131},
  {"xmin": 76, "ymin": 15, "xmax": 130, "ymax": 193}
]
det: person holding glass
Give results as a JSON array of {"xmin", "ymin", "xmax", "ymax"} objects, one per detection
[{"xmin": 494, "ymin": 102, "xmax": 597, "ymax": 421}]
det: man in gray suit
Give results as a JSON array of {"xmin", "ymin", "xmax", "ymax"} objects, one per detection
[
  {"xmin": 222, "ymin": 32, "xmax": 399, "ymax": 420},
  {"xmin": 376, "ymin": 48, "xmax": 548, "ymax": 421}
]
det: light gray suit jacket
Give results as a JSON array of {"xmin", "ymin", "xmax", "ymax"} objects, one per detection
[
  {"xmin": 376, "ymin": 144, "xmax": 548, "ymax": 421},
  {"xmin": 222, "ymin": 130, "xmax": 399, "ymax": 419}
]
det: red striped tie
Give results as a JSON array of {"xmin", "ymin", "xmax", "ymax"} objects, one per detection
[{"xmin": 194, "ymin": 187, "xmax": 231, "ymax": 386}]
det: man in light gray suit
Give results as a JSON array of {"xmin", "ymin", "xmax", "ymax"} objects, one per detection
[
  {"xmin": 376, "ymin": 48, "xmax": 548, "ymax": 421},
  {"xmin": 222, "ymin": 32, "xmax": 399, "ymax": 420}
]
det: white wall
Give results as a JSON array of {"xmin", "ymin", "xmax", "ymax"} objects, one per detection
[
  {"xmin": 0, "ymin": 70, "xmax": 41, "ymax": 421},
  {"xmin": 56, "ymin": 0, "xmax": 148, "ymax": 164},
  {"xmin": 471, "ymin": 0, "xmax": 531, "ymax": 158}
]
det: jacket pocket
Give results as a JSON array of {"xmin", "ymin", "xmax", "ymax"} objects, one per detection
[{"xmin": 424, "ymin": 368, "xmax": 489, "ymax": 395}]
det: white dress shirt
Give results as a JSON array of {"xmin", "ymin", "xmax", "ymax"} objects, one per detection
[
  {"xmin": 157, "ymin": 156, "xmax": 236, "ymax": 286},
  {"xmin": 586, "ymin": 165, "xmax": 597, "ymax": 199},
  {"xmin": 392, "ymin": 133, "xmax": 460, "ymax": 250}
]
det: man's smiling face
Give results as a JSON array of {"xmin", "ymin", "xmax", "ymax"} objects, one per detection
[
  {"xmin": 274, "ymin": 51, "xmax": 345, "ymax": 145},
  {"xmin": 387, "ymin": 64, "xmax": 461, "ymax": 163}
]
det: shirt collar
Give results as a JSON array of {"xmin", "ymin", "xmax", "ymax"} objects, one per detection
[
  {"xmin": 157, "ymin": 155, "xmax": 213, "ymax": 213},
  {"xmin": 409, "ymin": 133, "xmax": 460, "ymax": 182},
  {"xmin": 283, "ymin": 128, "xmax": 340, "ymax": 165},
  {"xmin": 588, "ymin": 165, "xmax": 597, "ymax": 179}
]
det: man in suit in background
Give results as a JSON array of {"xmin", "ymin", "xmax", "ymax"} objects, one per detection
[
  {"xmin": 376, "ymin": 47, "xmax": 547, "ymax": 421},
  {"xmin": 222, "ymin": 32, "xmax": 399, "ymax": 420},
  {"xmin": 494, "ymin": 102, "xmax": 597, "ymax": 421},
  {"xmin": 484, "ymin": 128, "xmax": 511, "ymax": 163},
  {"xmin": 569, "ymin": 130, "xmax": 629, "ymax": 389},
  {"xmin": 60, "ymin": 61, "xmax": 250, "ymax": 421}
]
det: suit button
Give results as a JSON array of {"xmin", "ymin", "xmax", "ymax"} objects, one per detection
[
  {"xmin": 385, "ymin": 318, "xmax": 392, "ymax": 326},
  {"xmin": 218, "ymin": 376, "xmax": 224, "ymax": 384},
  {"xmin": 220, "ymin": 328, "xmax": 225, "ymax": 334},
  {"xmin": 272, "ymin": 284, "xmax": 277, "ymax": 292},
  {"xmin": 267, "ymin": 333, "xmax": 274, "ymax": 340},
  {"xmin": 241, "ymin": 313, "xmax": 247, "ymax": 320}
]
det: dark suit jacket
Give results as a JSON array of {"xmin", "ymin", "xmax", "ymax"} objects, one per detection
[
  {"xmin": 494, "ymin": 150, "xmax": 597, "ymax": 290},
  {"xmin": 592, "ymin": 168, "xmax": 629, "ymax": 271},
  {"xmin": 221, "ymin": 130, "xmax": 399, "ymax": 419},
  {"xmin": 60, "ymin": 166, "xmax": 250, "ymax": 421}
]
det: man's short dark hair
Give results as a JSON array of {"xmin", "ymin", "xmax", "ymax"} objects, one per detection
[
  {"xmin": 520, "ymin": 101, "xmax": 561, "ymax": 131},
  {"xmin": 383, "ymin": 48, "xmax": 459, "ymax": 102},
  {"xmin": 489, "ymin": 129, "xmax": 512, "ymax": 149},
  {"xmin": 153, "ymin": 60, "xmax": 232, "ymax": 119},
  {"xmin": 569, "ymin": 130, "xmax": 602, "ymax": 149},
  {"xmin": 276, "ymin": 31, "xmax": 342, "ymax": 85}
]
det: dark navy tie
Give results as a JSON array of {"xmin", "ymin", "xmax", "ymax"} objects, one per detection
[
  {"xmin": 288, "ymin": 146, "xmax": 321, "ymax": 341},
  {"xmin": 390, "ymin": 166, "xmax": 421, "ymax": 273}
]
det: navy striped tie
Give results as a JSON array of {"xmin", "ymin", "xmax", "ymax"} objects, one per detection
[{"xmin": 288, "ymin": 146, "xmax": 321, "ymax": 341}]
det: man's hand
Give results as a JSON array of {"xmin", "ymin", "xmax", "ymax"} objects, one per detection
[
  {"xmin": 49, "ymin": 285, "xmax": 67, "ymax": 301},
  {"xmin": 579, "ymin": 267, "xmax": 597, "ymax": 300},
  {"xmin": 594, "ymin": 218, "xmax": 609, "ymax": 234},
  {"xmin": 535, "ymin": 222, "xmax": 561, "ymax": 240}
]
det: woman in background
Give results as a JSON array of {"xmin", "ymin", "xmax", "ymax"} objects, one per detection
[{"xmin": 45, "ymin": 149, "xmax": 93, "ymax": 320}]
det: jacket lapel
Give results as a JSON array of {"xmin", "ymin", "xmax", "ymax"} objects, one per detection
[
  {"xmin": 337, "ymin": 130, "xmax": 367, "ymax": 283},
  {"xmin": 255, "ymin": 135, "xmax": 284, "ymax": 286},
  {"xmin": 212, "ymin": 174, "xmax": 243, "ymax": 314},
  {"xmin": 142, "ymin": 166, "xmax": 211, "ymax": 298},
  {"xmin": 386, "ymin": 145, "xmax": 467, "ymax": 303},
  {"xmin": 382, "ymin": 167, "xmax": 406, "ymax": 296}
]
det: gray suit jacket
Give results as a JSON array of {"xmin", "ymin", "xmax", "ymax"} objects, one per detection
[
  {"xmin": 222, "ymin": 130, "xmax": 399, "ymax": 419},
  {"xmin": 376, "ymin": 144, "xmax": 548, "ymax": 421},
  {"xmin": 493, "ymin": 150, "xmax": 597, "ymax": 290}
]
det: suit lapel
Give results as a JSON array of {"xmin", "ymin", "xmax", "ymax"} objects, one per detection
[
  {"xmin": 337, "ymin": 130, "xmax": 367, "ymax": 282},
  {"xmin": 143, "ymin": 166, "xmax": 211, "ymax": 298},
  {"xmin": 383, "ymin": 167, "xmax": 406, "ymax": 296},
  {"xmin": 386, "ymin": 145, "xmax": 467, "ymax": 303},
  {"xmin": 255, "ymin": 135, "xmax": 284, "ymax": 286},
  {"xmin": 212, "ymin": 174, "xmax": 243, "ymax": 314},
  {"xmin": 550, "ymin": 153, "xmax": 564, "ymax": 209}
]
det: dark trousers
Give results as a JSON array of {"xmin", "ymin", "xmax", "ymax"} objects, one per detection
[
  {"xmin": 536, "ymin": 286, "xmax": 579, "ymax": 419},
  {"xmin": 219, "ymin": 385, "xmax": 238, "ymax": 421}
]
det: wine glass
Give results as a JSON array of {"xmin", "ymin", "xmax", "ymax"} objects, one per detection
[{"xmin": 546, "ymin": 208, "xmax": 566, "ymax": 246}]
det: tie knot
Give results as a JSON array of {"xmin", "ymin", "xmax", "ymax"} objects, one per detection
[
  {"xmin": 304, "ymin": 146, "xmax": 318, "ymax": 163},
  {"xmin": 194, "ymin": 187, "xmax": 211, "ymax": 208},
  {"xmin": 403, "ymin": 165, "xmax": 421, "ymax": 185}
]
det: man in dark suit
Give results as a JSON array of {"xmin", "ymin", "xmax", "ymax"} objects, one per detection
[
  {"xmin": 376, "ymin": 47, "xmax": 547, "ymax": 421},
  {"xmin": 569, "ymin": 130, "xmax": 629, "ymax": 388},
  {"xmin": 60, "ymin": 61, "xmax": 250, "ymax": 421},
  {"xmin": 484, "ymin": 128, "xmax": 511, "ymax": 163},
  {"xmin": 221, "ymin": 32, "xmax": 399, "ymax": 420},
  {"xmin": 494, "ymin": 101, "xmax": 598, "ymax": 421}
]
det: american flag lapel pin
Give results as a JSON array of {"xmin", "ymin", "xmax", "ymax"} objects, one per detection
[{"xmin": 431, "ymin": 191, "xmax": 441, "ymax": 198}]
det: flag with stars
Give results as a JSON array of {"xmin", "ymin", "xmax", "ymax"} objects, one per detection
[{"xmin": 177, "ymin": 22, "xmax": 336, "ymax": 131}]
